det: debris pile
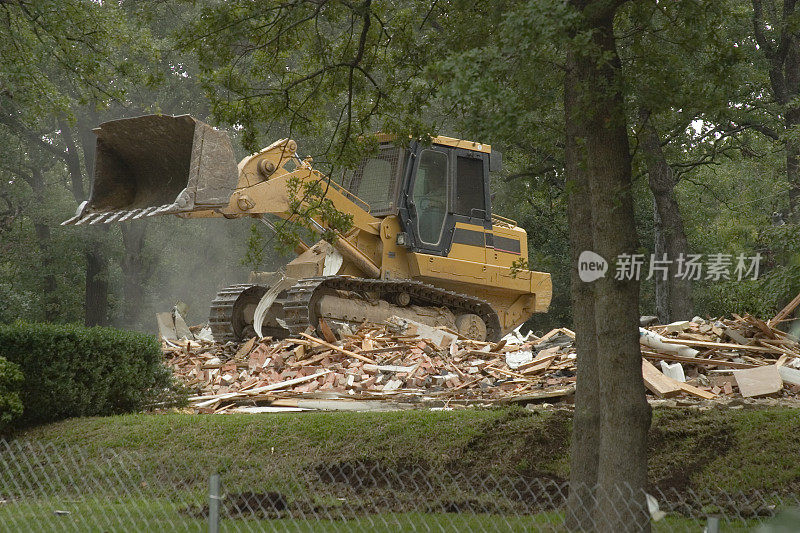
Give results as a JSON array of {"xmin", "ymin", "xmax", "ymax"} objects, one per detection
[
  {"xmin": 638, "ymin": 312, "xmax": 800, "ymax": 401},
  {"xmin": 162, "ymin": 318, "xmax": 578, "ymax": 413},
  {"xmin": 161, "ymin": 295, "xmax": 800, "ymax": 413}
]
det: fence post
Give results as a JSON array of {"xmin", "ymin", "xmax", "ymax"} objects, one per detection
[
  {"xmin": 705, "ymin": 516, "xmax": 719, "ymax": 533},
  {"xmin": 209, "ymin": 473, "xmax": 220, "ymax": 533}
]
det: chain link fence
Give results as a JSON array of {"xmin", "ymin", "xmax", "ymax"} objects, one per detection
[{"xmin": 1, "ymin": 438, "xmax": 798, "ymax": 532}]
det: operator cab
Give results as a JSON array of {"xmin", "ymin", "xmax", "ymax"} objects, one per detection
[{"xmin": 342, "ymin": 136, "xmax": 502, "ymax": 257}]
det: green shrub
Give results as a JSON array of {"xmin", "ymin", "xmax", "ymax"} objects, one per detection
[
  {"xmin": 0, "ymin": 356, "xmax": 24, "ymax": 431},
  {"xmin": 0, "ymin": 322, "xmax": 173, "ymax": 426}
]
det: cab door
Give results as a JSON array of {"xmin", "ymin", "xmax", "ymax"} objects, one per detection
[
  {"xmin": 404, "ymin": 146, "xmax": 451, "ymax": 254},
  {"xmin": 447, "ymin": 148, "xmax": 490, "ymax": 263}
]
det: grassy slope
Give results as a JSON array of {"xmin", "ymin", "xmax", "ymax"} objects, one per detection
[{"xmin": 12, "ymin": 406, "xmax": 800, "ymax": 494}]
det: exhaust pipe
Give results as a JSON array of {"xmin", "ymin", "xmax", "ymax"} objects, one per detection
[{"xmin": 63, "ymin": 115, "xmax": 239, "ymax": 225}]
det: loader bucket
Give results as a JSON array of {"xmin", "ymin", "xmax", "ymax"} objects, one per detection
[{"xmin": 63, "ymin": 114, "xmax": 239, "ymax": 225}]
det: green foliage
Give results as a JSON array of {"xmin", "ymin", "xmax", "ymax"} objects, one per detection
[
  {"xmin": 0, "ymin": 0, "xmax": 159, "ymax": 116},
  {"xmin": 285, "ymin": 176, "xmax": 354, "ymax": 251},
  {"xmin": 0, "ymin": 322, "xmax": 174, "ymax": 426},
  {"xmin": 0, "ymin": 356, "xmax": 24, "ymax": 432},
  {"xmin": 242, "ymin": 222, "xmax": 266, "ymax": 269}
]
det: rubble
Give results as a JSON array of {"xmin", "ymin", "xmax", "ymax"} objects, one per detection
[{"xmin": 161, "ymin": 304, "xmax": 800, "ymax": 413}]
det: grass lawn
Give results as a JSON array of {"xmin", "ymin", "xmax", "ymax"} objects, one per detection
[
  {"xmin": 1, "ymin": 497, "xmax": 738, "ymax": 532},
  {"xmin": 10, "ymin": 405, "xmax": 800, "ymax": 494},
  {"xmin": 3, "ymin": 405, "xmax": 800, "ymax": 531}
]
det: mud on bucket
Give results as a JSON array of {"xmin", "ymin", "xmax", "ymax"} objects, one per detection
[{"xmin": 69, "ymin": 114, "xmax": 238, "ymax": 223}]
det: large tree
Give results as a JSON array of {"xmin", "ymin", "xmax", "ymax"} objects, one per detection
[
  {"xmin": 752, "ymin": 0, "xmax": 800, "ymax": 218},
  {"xmin": 0, "ymin": 0, "xmax": 158, "ymax": 325},
  {"xmin": 564, "ymin": 1, "xmax": 651, "ymax": 530}
]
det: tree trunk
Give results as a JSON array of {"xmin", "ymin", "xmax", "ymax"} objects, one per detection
[
  {"xmin": 652, "ymin": 199, "xmax": 670, "ymax": 322},
  {"xmin": 26, "ymin": 168, "xmax": 58, "ymax": 321},
  {"xmin": 786, "ymin": 108, "xmax": 800, "ymax": 218},
  {"xmin": 639, "ymin": 110, "xmax": 693, "ymax": 322},
  {"xmin": 84, "ymin": 245, "xmax": 109, "ymax": 326},
  {"xmin": 564, "ymin": 47, "xmax": 601, "ymax": 531},
  {"xmin": 65, "ymin": 115, "xmax": 111, "ymax": 327},
  {"xmin": 751, "ymin": 0, "xmax": 800, "ymax": 219},
  {"xmin": 119, "ymin": 221, "xmax": 149, "ymax": 329},
  {"xmin": 567, "ymin": 3, "xmax": 651, "ymax": 531}
]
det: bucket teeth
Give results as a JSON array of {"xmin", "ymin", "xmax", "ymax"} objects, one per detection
[
  {"xmin": 133, "ymin": 206, "xmax": 158, "ymax": 219},
  {"xmin": 88, "ymin": 212, "xmax": 112, "ymax": 225},
  {"xmin": 118, "ymin": 209, "xmax": 143, "ymax": 222},
  {"xmin": 148, "ymin": 204, "xmax": 172, "ymax": 216},
  {"xmin": 74, "ymin": 213, "xmax": 101, "ymax": 226},
  {"xmin": 102, "ymin": 211, "xmax": 127, "ymax": 223}
]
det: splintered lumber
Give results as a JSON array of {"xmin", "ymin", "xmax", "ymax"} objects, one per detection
[
  {"xmin": 734, "ymin": 365, "xmax": 784, "ymax": 398},
  {"xmin": 506, "ymin": 385, "xmax": 576, "ymax": 403},
  {"xmin": 246, "ymin": 370, "xmax": 331, "ymax": 394},
  {"xmin": 770, "ymin": 291, "xmax": 800, "ymax": 326},
  {"xmin": 659, "ymin": 338, "xmax": 782, "ymax": 353},
  {"xmin": 558, "ymin": 328, "xmax": 576, "ymax": 339},
  {"xmin": 641, "ymin": 359, "xmax": 682, "ymax": 398},
  {"xmin": 299, "ymin": 332, "xmax": 378, "ymax": 364},
  {"xmin": 677, "ymin": 381, "xmax": 717, "ymax": 400},
  {"xmin": 234, "ymin": 337, "xmax": 258, "ymax": 358},
  {"xmin": 535, "ymin": 329, "xmax": 562, "ymax": 345},
  {"xmin": 743, "ymin": 315, "xmax": 779, "ymax": 339},
  {"xmin": 363, "ymin": 364, "xmax": 415, "ymax": 374},
  {"xmin": 319, "ymin": 318, "xmax": 337, "ymax": 343},
  {"xmin": 640, "ymin": 351, "xmax": 761, "ymax": 369},
  {"xmin": 517, "ymin": 354, "xmax": 557, "ymax": 375},
  {"xmin": 166, "ymin": 309, "xmax": 800, "ymax": 413},
  {"xmin": 359, "ymin": 345, "xmax": 406, "ymax": 355}
]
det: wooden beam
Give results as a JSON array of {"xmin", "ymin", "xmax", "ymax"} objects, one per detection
[
  {"xmin": 641, "ymin": 359, "xmax": 682, "ymax": 398},
  {"xmin": 641, "ymin": 350, "xmax": 762, "ymax": 369},
  {"xmin": 770, "ymin": 291, "xmax": 800, "ymax": 326},
  {"xmin": 299, "ymin": 332, "xmax": 378, "ymax": 364},
  {"xmin": 660, "ymin": 338, "xmax": 782, "ymax": 353}
]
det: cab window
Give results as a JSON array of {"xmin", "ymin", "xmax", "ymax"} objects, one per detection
[{"xmin": 412, "ymin": 150, "xmax": 448, "ymax": 245}]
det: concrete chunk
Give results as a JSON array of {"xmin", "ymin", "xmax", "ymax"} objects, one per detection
[{"xmin": 734, "ymin": 365, "xmax": 783, "ymax": 398}]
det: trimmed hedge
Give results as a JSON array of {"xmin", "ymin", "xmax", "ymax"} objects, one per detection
[
  {"xmin": 0, "ymin": 322, "xmax": 172, "ymax": 426},
  {"xmin": 0, "ymin": 356, "xmax": 23, "ymax": 431}
]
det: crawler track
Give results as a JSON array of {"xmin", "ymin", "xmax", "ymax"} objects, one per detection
[{"xmin": 281, "ymin": 276, "xmax": 502, "ymax": 342}]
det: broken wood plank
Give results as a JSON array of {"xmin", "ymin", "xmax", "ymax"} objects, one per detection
[
  {"xmin": 640, "ymin": 350, "xmax": 761, "ymax": 369},
  {"xmin": 659, "ymin": 338, "xmax": 782, "ymax": 353},
  {"xmin": 246, "ymin": 370, "xmax": 332, "ymax": 394},
  {"xmin": 641, "ymin": 359, "xmax": 682, "ymax": 398},
  {"xmin": 534, "ymin": 329, "xmax": 562, "ymax": 345},
  {"xmin": 363, "ymin": 363, "xmax": 415, "ymax": 374},
  {"xmin": 234, "ymin": 337, "xmax": 257, "ymax": 358},
  {"xmin": 558, "ymin": 327, "xmax": 576, "ymax": 339},
  {"xmin": 744, "ymin": 315, "xmax": 779, "ymax": 339},
  {"xmin": 769, "ymin": 291, "xmax": 800, "ymax": 326},
  {"xmin": 319, "ymin": 318, "xmax": 337, "ymax": 343},
  {"xmin": 677, "ymin": 381, "xmax": 716, "ymax": 400},
  {"xmin": 518, "ymin": 354, "xmax": 558, "ymax": 375},
  {"xmin": 505, "ymin": 385, "xmax": 576, "ymax": 403},
  {"xmin": 299, "ymin": 332, "xmax": 378, "ymax": 364},
  {"xmin": 358, "ymin": 346, "xmax": 406, "ymax": 355}
]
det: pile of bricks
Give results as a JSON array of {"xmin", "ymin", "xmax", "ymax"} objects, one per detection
[{"xmin": 162, "ymin": 319, "xmax": 578, "ymax": 413}]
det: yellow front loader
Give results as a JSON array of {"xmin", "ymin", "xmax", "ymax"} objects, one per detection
[{"xmin": 64, "ymin": 115, "xmax": 551, "ymax": 342}]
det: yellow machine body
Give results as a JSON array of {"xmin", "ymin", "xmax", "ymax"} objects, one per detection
[{"xmin": 64, "ymin": 115, "xmax": 552, "ymax": 337}]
